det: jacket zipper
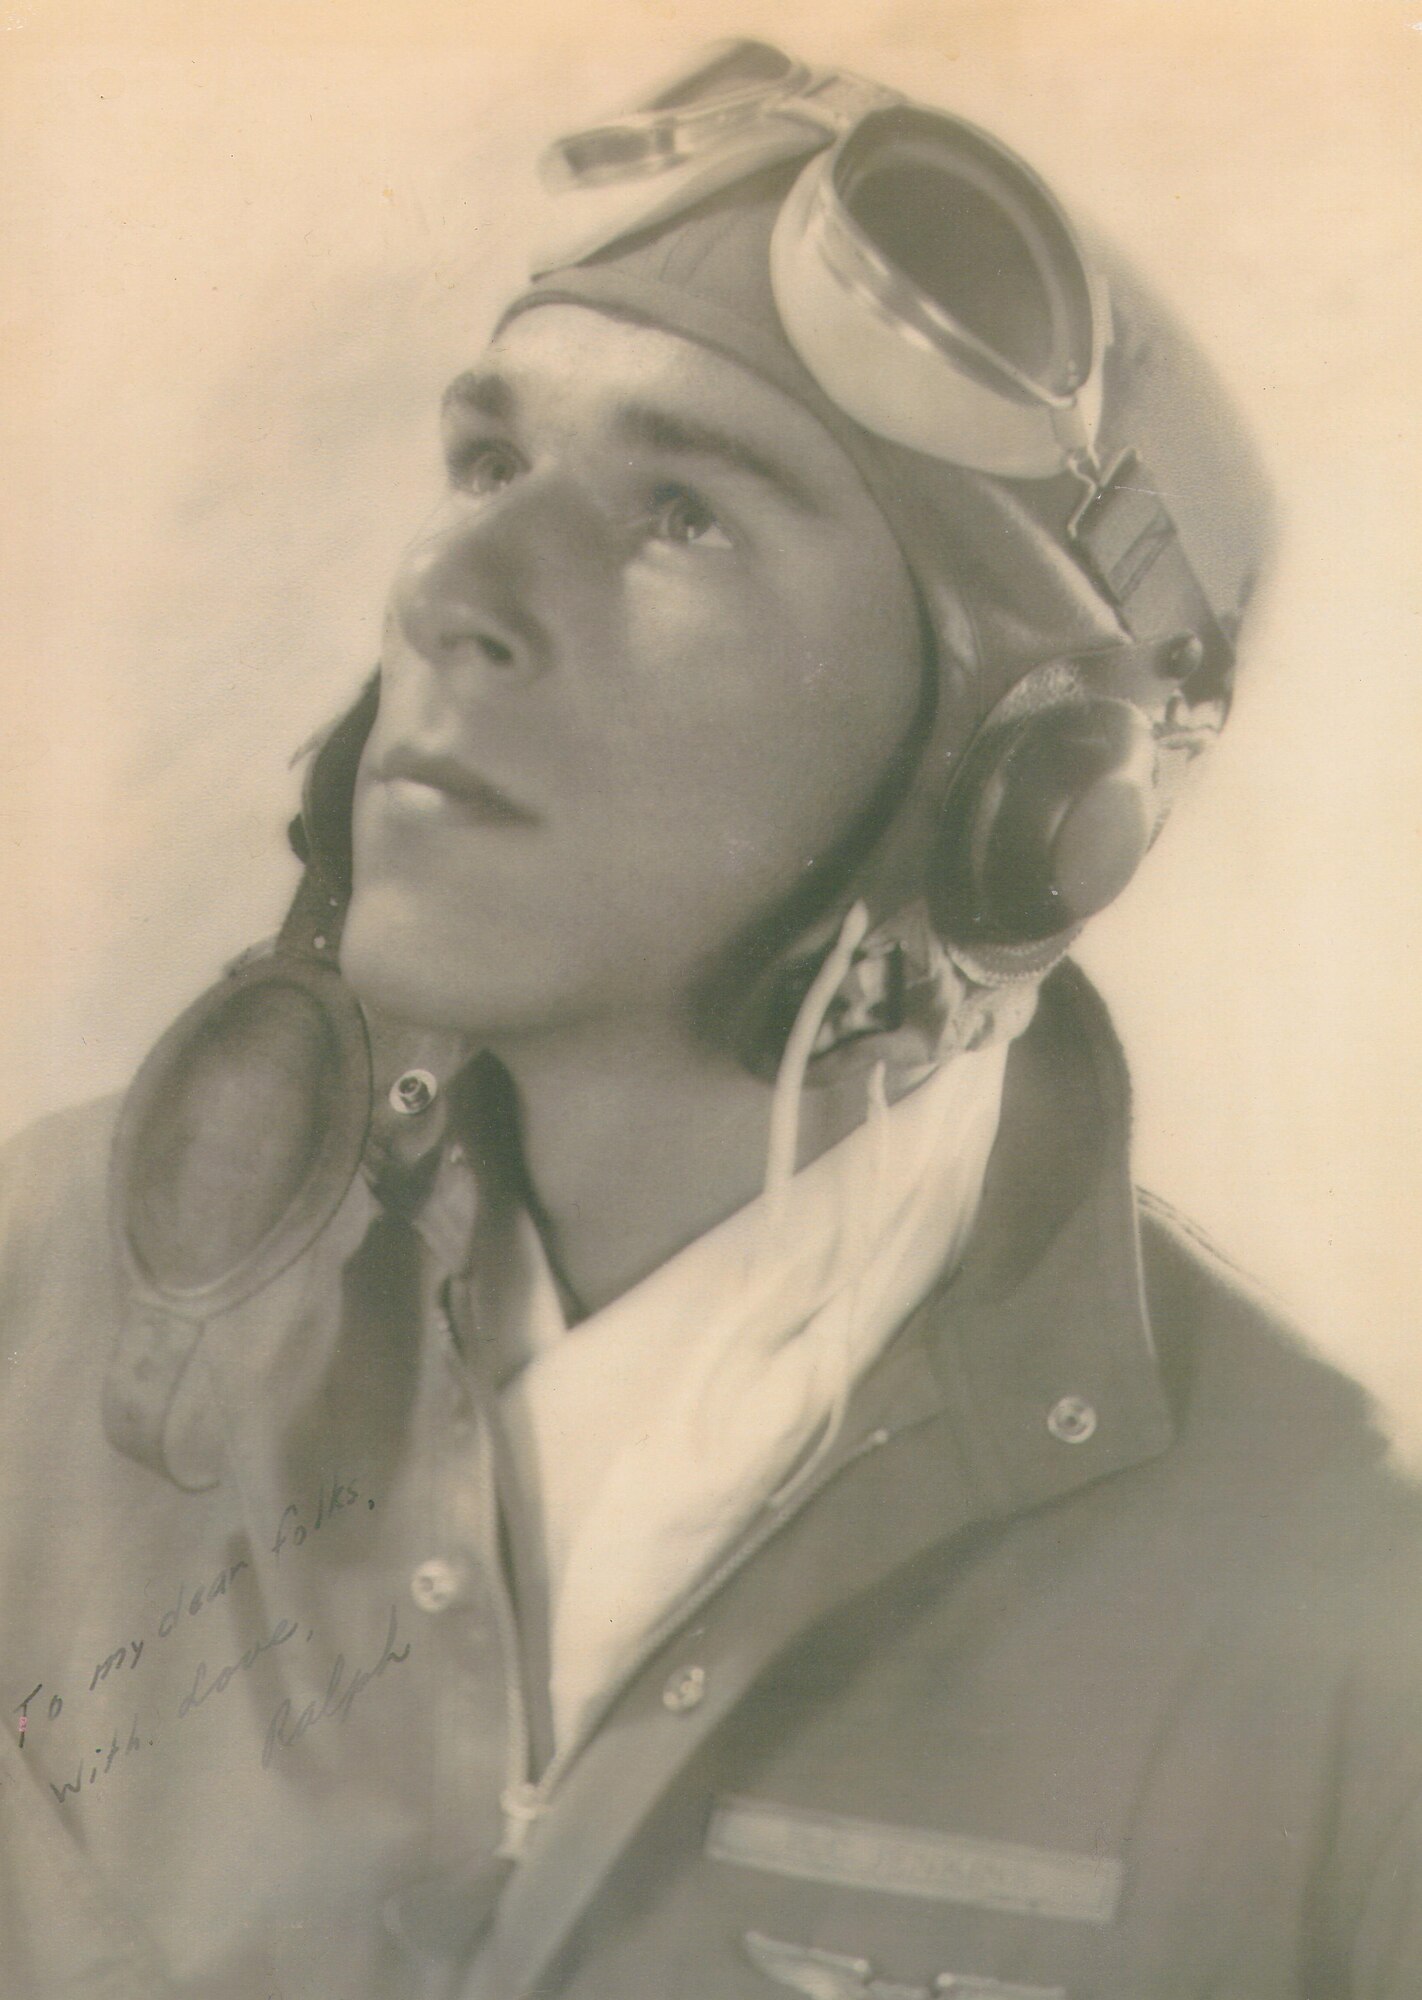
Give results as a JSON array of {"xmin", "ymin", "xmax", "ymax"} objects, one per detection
[{"xmin": 492, "ymin": 1414, "xmax": 907, "ymax": 1860}]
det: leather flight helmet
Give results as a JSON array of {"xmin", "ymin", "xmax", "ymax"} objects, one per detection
[{"xmin": 105, "ymin": 51, "xmax": 1275, "ymax": 1483}]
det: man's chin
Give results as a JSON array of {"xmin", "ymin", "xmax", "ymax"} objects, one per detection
[
  {"xmin": 339, "ymin": 887, "xmax": 567, "ymax": 1044},
  {"xmin": 338, "ymin": 896, "xmax": 474, "ymax": 1035}
]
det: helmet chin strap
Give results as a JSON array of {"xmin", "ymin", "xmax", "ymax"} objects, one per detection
[
  {"xmin": 766, "ymin": 1055, "xmax": 889, "ymax": 1513},
  {"xmin": 751, "ymin": 887, "xmax": 1028, "ymax": 1514},
  {"xmin": 761, "ymin": 901, "xmax": 871, "ymax": 1237},
  {"xmin": 752, "ymin": 897, "xmax": 886, "ymax": 1508}
]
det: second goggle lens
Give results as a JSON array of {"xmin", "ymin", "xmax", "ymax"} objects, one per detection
[{"xmin": 771, "ymin": 105, "xmax": 1107, "ymax": 473}]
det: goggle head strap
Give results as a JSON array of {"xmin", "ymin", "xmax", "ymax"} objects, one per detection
[
  {"xmin": 1070, "ymin": 448, "xmax": 1235, "ymax": 710},
  {"xmin": 534, "ymin": 41, "xmax": 898, "ymax": 271}
]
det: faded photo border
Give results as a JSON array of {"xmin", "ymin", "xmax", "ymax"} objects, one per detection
[{"xmin": 2, "ymin": 0, "xmax": 1418, "ymax": 1454}]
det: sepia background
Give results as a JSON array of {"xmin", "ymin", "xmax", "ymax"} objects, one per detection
[{"xmin": 2, "ymin": 1, "xmax": 1418, "ymax": 1442}]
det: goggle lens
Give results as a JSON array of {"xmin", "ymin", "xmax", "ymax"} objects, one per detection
[{"xmin": 831, "ymin": 108, "xmax": 1097, "ymax": 409}]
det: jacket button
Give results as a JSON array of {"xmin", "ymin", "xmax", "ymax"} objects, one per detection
[
  {"xmin": 661, "ymin": 1665, "xmax": 707, "ymax": 1713},
  {"xmin": 410, "ymin": 1558, "xmax": 465, "ymax": 1612},
  {"xmin": 1047, "ymin": 1394, "xmax": 1098, "ymax": 1444},
  {"xmin": 390, "ymin": 1068, "xmax": 438, "ymax": 1116}
]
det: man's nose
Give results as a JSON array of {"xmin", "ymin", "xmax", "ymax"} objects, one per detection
[{"xmin": 389, "ymin": 479, "xmax": 596, "ymax": 685}]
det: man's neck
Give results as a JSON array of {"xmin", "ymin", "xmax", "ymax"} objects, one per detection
[{"xmin": 487, "ymin": 1012, "xmax": 868, "ymax": 1317}]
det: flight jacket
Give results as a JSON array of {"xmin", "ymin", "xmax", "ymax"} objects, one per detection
[{"xmin": 1, "ymin": 964, "xmax": 1419, "ymax": 2000}]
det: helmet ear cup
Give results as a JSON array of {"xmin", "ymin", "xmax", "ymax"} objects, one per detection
[{"xmin": 930, "ymin": 668, "xmax": 1159, "ymax": 955}]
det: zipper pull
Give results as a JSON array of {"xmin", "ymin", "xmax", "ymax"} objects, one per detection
[{"xmin": 497, "ymin": 1780, "xmax": 547, "ymax": 1861}]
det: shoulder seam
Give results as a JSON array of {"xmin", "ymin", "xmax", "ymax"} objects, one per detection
[{"xmin": 1135, "ymin": 1185, "xmax": 1292, "ymax": 1317}]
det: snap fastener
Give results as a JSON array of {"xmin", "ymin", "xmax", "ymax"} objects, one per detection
[
  {"xmin": 498, "ymin": 1780, "xmax": 546, "ymax": 1859},
  {"xmin": 390, "ymin": 1068, "xmax": 438, "ymax": 1117},
  {"xmin": 1047, "ymin": 1394, "xmax": 1098, "ymax": 1444},
  {"xmin": 661, "ymin": 1664, "xmax": 707, "ymax": 1713},
  {"xmin": 410, "ymin": 1558, "xmax": 463, "ymax": 1613}
]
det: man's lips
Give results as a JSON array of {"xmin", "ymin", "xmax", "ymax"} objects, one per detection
[{"xmin": 374, "ymin": 745, "xmax": 541, "ymax": 827}]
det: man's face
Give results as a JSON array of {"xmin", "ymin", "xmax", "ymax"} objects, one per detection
[{"xmin": 342, "ymin": 304, "xmax": 924, "ymax": 1041}]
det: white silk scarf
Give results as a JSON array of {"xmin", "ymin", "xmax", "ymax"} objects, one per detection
[{"xmin": 491, "ymin": 1038, "xmax": 1007, "ymax": 1750}]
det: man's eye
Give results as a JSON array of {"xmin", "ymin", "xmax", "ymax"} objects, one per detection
[
  {"xmin": 647, "ymin": 486, "xmax": 731, "ymax": 548},
  {"xmin": 451, "ymin": 441, "xmax": 522, "ymax": 495}
]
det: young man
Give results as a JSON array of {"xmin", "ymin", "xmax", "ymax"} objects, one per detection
[{"xmin": 2, "ymin": 42, "xmax": 1419, "ymax": 2000}]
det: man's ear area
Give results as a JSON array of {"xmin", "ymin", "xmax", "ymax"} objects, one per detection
[{"xmin": 795, "ymin": 898, "xmax": 1042, "ymax": 1093}]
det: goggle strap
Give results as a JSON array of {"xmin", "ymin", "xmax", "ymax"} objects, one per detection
[
  {"xmin": 542, "ymin": 45, "xmax": 896, "ymax": 190},
  {"xmin": 1070, "ymin": 450, "xmax": 1235, "ymax": 704}
]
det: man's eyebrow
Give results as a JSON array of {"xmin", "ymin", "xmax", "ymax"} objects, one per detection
[
  {"xmin": 441, "ymin": 370, "xmax": 519, "ymax": 424},
  {"xmin": 613, "ymin": 401, "xmax": 822, "ymax": 514},
  {"xmin": 439, "ymin": 377, "xmax": 824, "ymax": 515}
]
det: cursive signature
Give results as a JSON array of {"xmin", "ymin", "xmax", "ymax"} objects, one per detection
[{"xmin": 261, "ymin": 1606, "xmax": 411, "ymax": 1769}]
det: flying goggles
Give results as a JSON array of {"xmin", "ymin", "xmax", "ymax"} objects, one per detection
[{"xmin": 538, "ymin": 38, "xmax": 1111, "ymax": 480}]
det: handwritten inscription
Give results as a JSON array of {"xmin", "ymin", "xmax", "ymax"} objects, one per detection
[
  {"xmin": 177, "ymin": 1615, "xmax": 300, "ymax": 1719},
  {"xmin": 44, "ymin": 1607, "xmax": 411, "ymax": 1805},
  {"xmin": 48, "ymin": 1715, "xmax": 148, "ymax": 1804},
  {"xmin": 84, "ymin": 1561, "xmax": 249, "ymax": 1693},
  {"xmin": 158, "ymin": 1560, "xmax": 252, "ymax": 1637},
  {"xmin": 262, "ymin": 1606, "xmax": 411, "ymax": 1767},
  {"xmin": 88, "ymin": 1639, "xmax": 144, "ymax": 1690},
  {"xmin": 271, "ymin": 1473, "xmax": 362, "ymax": 1560},
  {"xmin": 12, "ymin": 1469, "xmax": 379, "ymax": 1771}
]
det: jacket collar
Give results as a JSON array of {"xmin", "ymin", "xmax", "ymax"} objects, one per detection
[
  {"xmin": 923, "ymin": 957, "xmax": 1174, "ymax": 1517},
  {"xmin": 684, "ymin": 955, "xmax": 1174, "ymax": 1527},
  {"xmin": 358, "ymin": 955, "xmax": 1172, "ymax": 1528}
]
